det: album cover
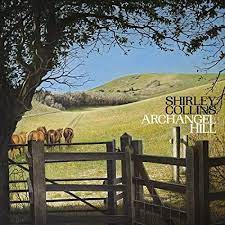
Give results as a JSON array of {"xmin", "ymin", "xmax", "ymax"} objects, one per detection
[{"xmin": 0, "ymin": 1, "xmax": 225, "ymax": 225}]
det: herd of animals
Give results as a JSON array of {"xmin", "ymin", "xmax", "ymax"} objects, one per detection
[{"xmin": 9, "ymin": 127, "xmax": 74, "ymax": 159}]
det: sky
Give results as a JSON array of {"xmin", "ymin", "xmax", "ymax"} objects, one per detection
[{"xmin": 48, "ymin": 43, "xmax": 221, "ymax": 92}]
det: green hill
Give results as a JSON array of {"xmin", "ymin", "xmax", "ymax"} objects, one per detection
[
  {"xmin": 15, "ymin": 81, "xmax": 225, "ymax": 198},
  {"xmin": 18, "ymin": 80, "xmax": 225, "ymax": 155},
  {"xmin": 24, "ymin": 100, "xmax": 60, "ymax": 116},
  {"xmin": 90, "ymin": 73, "xmax": 225, "ymax": 101}
]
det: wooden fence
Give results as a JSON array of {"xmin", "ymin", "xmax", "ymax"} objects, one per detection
[
  {"xmin": 8, "ymin": 130, "xmax": 225, "ymax": 225},
  {"xmin": 170, "ymin": 126, "xmax": 188, "ymax": 183},
  {"xmin": 26, "ymin": 140, "xmax": 132, "ymax": 225}
]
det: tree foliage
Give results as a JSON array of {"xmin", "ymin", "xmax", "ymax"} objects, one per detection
[
  {"xmin": 34, "ymin": 90, "xmax": 132, "ymax": 109},
  {"xmin": 0, "ymin": 1, "xmax": 224, "ymax": 115}
]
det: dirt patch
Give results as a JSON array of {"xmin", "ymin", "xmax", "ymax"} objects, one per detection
[{"xmin": 146, "ymin": 80, "xmax": 161, "ymax": 88}]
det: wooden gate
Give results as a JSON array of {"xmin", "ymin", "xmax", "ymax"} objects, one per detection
[
  {"xmin": 121, "ymin": 133, "xmax": 225, "ymax": 225},
  {"xmin": 26, "ymin": 140, "xmax": 132, "ymax": 225}
]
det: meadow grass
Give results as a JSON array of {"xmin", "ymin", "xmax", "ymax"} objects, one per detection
[
  {"xmin": 15, "ymin": 81, "xmax": 225, "ymax": 173},
  {"xmin": 24, "ymin": 100, "xmax": 60, "ymax": 115},
  {"xmin": 13, "ymin": 80, "xmax": 225, "ymax": 207}
]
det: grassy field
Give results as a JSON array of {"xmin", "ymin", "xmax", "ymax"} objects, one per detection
[
  {"xmin": 24, "ymin": 100, "xmax": 60, "ymax": 116},
  {"xmin": 17, "ymin": 80, "xmax": 225, "ymax": 153},
  {"xmin": 15, "ymin": 80, "xmax": 225, "ymax": 173},
  {"xmin": 11, "ymin": 78, "xmax": 225, "ymax": 216},
  {"xmin": 90, "ymin": 73, "xmax": 225, "ymax": 101}
]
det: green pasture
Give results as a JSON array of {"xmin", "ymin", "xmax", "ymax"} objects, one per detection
[
  {"xmin": 17, "ymin": 80, "xmax": 225, "ymax": 154},
  {"xmin": 11, "ymin": 79, "xmax": 225, "ymax": 209}
]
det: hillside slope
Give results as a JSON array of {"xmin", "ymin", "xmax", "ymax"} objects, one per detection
[
  {"xmin": 16, "ymin": 81, "xmax": 225, "ymax": 186},
  {"xmin": 24, "ymin": 100, "xmax": 60, "ymax": 117},
  {"xmin": 17, "ymin": 81, "xmax": 225, "ymax": 156},
  {"xmin": 90, "ymin": 73, "xmax": 225, "ymax": 101}
]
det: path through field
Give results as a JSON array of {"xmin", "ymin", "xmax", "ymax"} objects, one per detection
[{"xmin": 66, "ymin": 112, "xmax": 84, "ymax": 128}]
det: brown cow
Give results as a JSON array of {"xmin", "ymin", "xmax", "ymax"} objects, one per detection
[
  {"xmin": 28, "ymin": 130, "xmax": 45, "ymax": 142},
  {"xmin": 19, "ymin": 132, "xmax": 27, "ymax": 145},
  {"xmin": 10, "ymin": 133, "xmax": 25, "ymax": 159},
  {"xmin": 19, "ymin": 131, "xmax": 27, "ymax": 153},
  {"xmin": 47, "ymin": 129, "xmax": 56, "ymax": 145},
  {"xmin": 37, "ymin": 126, "xmax": 47, "ymax": 140},
  {"xmin": 63, "ymin": 128, "xmax": 74, "ymax": 144},
  {"xmin": 47, "ymin": 128, "xmax": 63, "ymax": 145}
]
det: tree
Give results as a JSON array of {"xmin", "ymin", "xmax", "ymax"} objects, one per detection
[{"xmin": 0, "ymin": 0, "xmax": 224, "ymax": 223}]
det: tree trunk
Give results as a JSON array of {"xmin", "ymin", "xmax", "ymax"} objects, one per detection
[
  {"xmin": 0, "ymin": 135, "xmax": 10, "ymax": 225},
  {"xmin": 0, "ymin": 94, "xmax": 23, "ymax": 225}
]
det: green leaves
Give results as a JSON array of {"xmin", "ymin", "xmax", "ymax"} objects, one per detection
[{"xmin": 0, "ymin": 0, "xmax": 224, "ymax": 91}]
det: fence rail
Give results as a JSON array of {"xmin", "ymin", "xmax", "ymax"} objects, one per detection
[
  {"xmin": 135, "ymin": 154, "xmax": 186, "ymax": 166},
  {"xmin": 44, "ymin": 152, "xmax": 125, "ymax": 162},
  {"xmin": 135, "ymin": 177, "xmax": 186, "ymax": 193},
  {"xmin": 46, "ymin": 184, "xmax": 125, "ymax": 192},
  {"xmin": 8, "ymin": 141, "xmax": 112, "ymax": 148},
  {"xmin": 45, "ymin": 141, "xmax": 112, "ymax": 146},
  {"xmin": 208, "ymin": 191, "xmax": 225, "ymax": 201},
  {"xmin": 47, "ymin": 215, "xmax": 130, "ymax": 224},
  {"xmin": 208, "ymin": 157, "xmax": 225, "ymax": 167}
]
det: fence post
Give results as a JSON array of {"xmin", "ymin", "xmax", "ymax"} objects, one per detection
[
  {"xmin": 28, "ymin": 141, "xmax": 46, "ymax": 225},
  {"xmin": 172, "ymin": 126, "xmax": 181, "ymax": 183},
  {"xmin": 106, "ymin": 140, "xmax": 117, "ymax": 217},
  {"xmin": 197, "ymin": 141, "xmax": 209, "ymax": 225},
  {"xmin": 181, "ymin": 135, "xmax": 188, "ymax": 173},
  {"xmin": 131, "ymin": 140, "xmax": 144, "ymax": 221},
  {"xmin": 26, "ymin": 149, "xmax": 34, "ymax": 224},
  {"xmin": 182, "ymin": 135, "xmax": 188, "ymax": 159},
  {"xmin": 186, "ymin": 146, "xmax": 200, "ymax": 225},
  {"xmin": 120, "ymin": 133, "xmax": 135, "ymax": 225}
]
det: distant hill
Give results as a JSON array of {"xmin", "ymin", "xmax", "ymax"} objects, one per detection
[
  {"xmin": 90, "ymin": 73, "xmax": 225, "ymax": 101},
  {"xmin": 18, "ymin": 80, "xmax": 225, "ymax": 154},
  {"xmin": 23, "ymin": 100, "xmax": 60, "ymax": 117},
  {"xmin": 32, "ymin": 73, "xmax": 225, "ymax": 110}
]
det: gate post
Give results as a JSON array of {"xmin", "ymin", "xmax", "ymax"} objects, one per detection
[
  {"xmin": 120, "ymin": 133, "xmax": 135, "ymax": 225},
  {"xmin": 186, "ymin": 145, "xmax": 200, "ymax": 225},
  {"xmin": 131, "ymin": 140, "xmax": 144, "ymax": 220},
  {"xmin": 182, "ymin": 135, "xmax": 188, "ymax": 159},
  {"xmin": 106, "ymin": 140, "xmax": 117, "ymax": 217},
  {"xmin": 28, "ymin": 141, "xmax": 46, "ymax": 225},
  {"xmin": 197, "ymin": 141, "xmax": 209, "ymax": 225},
  {"xmin": 172, "ymin": 126, "xmax": 181, "ymax": 183},
  {"xmin": 181, "ymin": 135, "xmax": 188, "ymax": 174}
]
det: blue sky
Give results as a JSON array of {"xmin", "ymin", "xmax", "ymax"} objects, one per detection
[{"xmin": 49, "ymin": 44, "xmax": 221, "ymax": 92}]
